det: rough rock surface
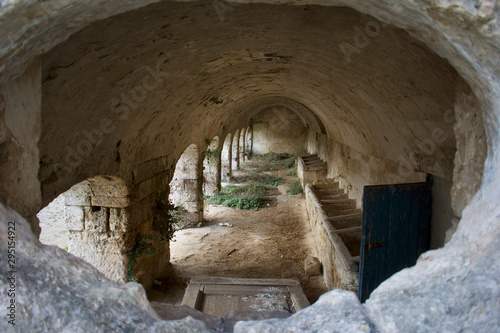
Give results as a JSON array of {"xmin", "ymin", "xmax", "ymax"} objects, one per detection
[
  {"xmin": 234, "ymin": 290, "xmax": 374, "ymax": 333},
  {"xmin": 304, "ymin": 256, "xmax": 322, "ymax": 276},
  {"xmin": 0, "ymin": 202, "xmax": 209, "ymax": 333}
]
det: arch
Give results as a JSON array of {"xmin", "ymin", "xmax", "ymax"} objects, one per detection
[{"xmin": 42, "ymin": 175, "xmax": 132, "ymax": 282}]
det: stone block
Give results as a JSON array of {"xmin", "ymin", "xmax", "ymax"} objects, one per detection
[
  {"xmin": 305, "ymin": 256, "xmax": 322, "ymax": 276},
  {"xmin": 92, "ymin": 196, "xmax": 130, "ymax": 208},
  {"xmin": 109, "ymin": 207, "xmax": 129, "ymax": 232},
  {"xmin": 84, "ymin": 206, "xmax": 109, "ymax": 232},
  {"xmin": 65, "ymin": 205, "xmax": 84, "ymax": 231},
  {"xmin": 64, "ymin": 193, "xmax": 91, "ymax": 206}
]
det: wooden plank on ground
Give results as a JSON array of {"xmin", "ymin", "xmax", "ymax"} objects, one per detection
[
  {"xmin": 181, "ymin": 283, "xmax": 204, "ymax": 309},
  {"xmin": 189, "ymin": 276, "xmax": 300, "ymax": 286},
  {"xmin": 203, "ymin": 285, "xmax": 288, "ymax": 296}
]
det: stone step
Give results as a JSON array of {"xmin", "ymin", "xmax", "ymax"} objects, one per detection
[
  {"xmin": 327, "ymin": 212, "xmax": 362, "ymax": 222},
  {"xmin": 325, "ymin": 209, "xmax": 362, "ymax": 219},
  {"xmin": 320, "ymin": 192, "xmax": 348, "ymax": 200},
  {"xmin": 320, "ymin": 198, "xmax": 355, "ymax": 205},
  {"xmin": 304, "ymin": 159, "xmax": 323, "ymax": 164},
  {"xmin": 331, "ymin": 226, "xmax": 362, "ymax": 234},
  {"xmin": 313, "ymin": 182, "xmax": 340, "ymax": 189},
  {"xmin": 338, "ymin": 231, "xmax": 362, "ymax": 257},
  {"xmin": 322, "ymin": 200, "xmax": 357, "ymax": 211},
  {"xmin": 302, "ymin": 154, "xmax": 319, "ymax": 160},
  {"xmin": 327, "ymin": 212, "xmax": 362, "ymax": 230}
]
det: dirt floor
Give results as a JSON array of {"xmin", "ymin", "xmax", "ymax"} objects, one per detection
[
  {"xmin": 38, "ymin": 166, "xmax": 328, "ymax": 307},
  {"xmin": 148, "ymin": 168, "xmax": 327, "ymax": 306}
]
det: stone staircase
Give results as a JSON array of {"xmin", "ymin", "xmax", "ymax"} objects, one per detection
[
  {"xmin": 305, "ymin": 180, "xmax": 361, "ymax": 291},
  {"xmin": 297, "ymin": 154, "xmax": 327, "ymax": 188},
  {"xmin": 313, "ymin": 182, "xmax": 362, "ymax": 264}
]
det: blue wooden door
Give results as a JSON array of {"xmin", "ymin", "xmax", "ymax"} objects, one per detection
[{"xmin": 358, "ymin": 181, "xmax": 432, "ymax": 303}]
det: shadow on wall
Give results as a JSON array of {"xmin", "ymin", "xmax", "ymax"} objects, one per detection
[{"xmin": 251, "ymin": 106, "xmax": 308, "ymax": 155}]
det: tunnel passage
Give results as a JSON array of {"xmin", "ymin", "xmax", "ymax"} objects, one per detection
[{"xmin": 0, "ymin": 0, "xmax": 498, "ymax": 332}]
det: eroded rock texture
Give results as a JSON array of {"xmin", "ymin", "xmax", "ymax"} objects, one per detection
[
  {"xmin": 0, "ymin": 0, "xmax": 499, "ymax": 332},
  {"xmin": 0, "ymin": 203, "xmax": 209, "ymax": 332}
]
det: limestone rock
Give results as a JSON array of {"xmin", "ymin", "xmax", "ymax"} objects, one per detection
[
  {"xmin": 234, "ymin": 290, "xmax": 375, "ymax": 333},
  {"xmin": 0, "ymin": 202, "xmax": 210, "ymax": 333},
  {"xmin": 304, "ymin": 256, "xmax": 322, "ymax": 276}
]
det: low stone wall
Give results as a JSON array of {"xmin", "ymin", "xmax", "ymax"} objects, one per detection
[
  {"xmin": 297, "ymin": 155, "xmax": 327, "ymax": 189},
  {"xmin": 305, "ymin": 184, "xmax": 358, "ymax": 292}
]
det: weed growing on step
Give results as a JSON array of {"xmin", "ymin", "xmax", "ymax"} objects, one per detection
[
  {"xmin": 230, "ymin": 172, "xmax": 284, "ymax": 186},
  {"xmin": 287, "ymin": 179, "xmax": 303, "ymax": 195},
  {"xmin": 205, "ymin": 181, "xmax": 270, "ymax": 210}
]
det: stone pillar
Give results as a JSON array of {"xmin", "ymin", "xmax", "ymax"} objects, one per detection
[
  {"xmin": 246, "ymin": 125, "xmax": 253, "ymax": 159},
  {"xmin": 239, "ymin": 128, "xmax": 246, "ymax": 163},
  {"xmin": 203, "ymin": 137, "xmax": 221, "ymax": 196},
  {"xmin": 222, "ymin": 134, "xmax": 232, "ymax": 179},
  {"xmin": 64, "ymin": 178, "xmax": 134, "ymax": 283},
  {"xmin": 232, "ymin": 130, "xmax": 240, "ymax": 170},
  {"xmin": 169, "ymin": 144, "xmax": 203, "ymax": 223},
  {"xmin": 0, "ymin": 60, "xmax": 42, "ymax": 237}
]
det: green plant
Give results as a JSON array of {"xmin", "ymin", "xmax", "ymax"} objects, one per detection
[
  {"xmin": 204, "ymin": 96, "xmax": 223, "ymax": 106},
  {"xmin": 287, "ymin": 179, "xmax": 303, "ymax": 195},
  {"xmin": 230, "ymin": 172, "xmax": 284, "ymax": 186},
  {"xmin": 244, "ymin": 152, "xmax": 293, "ymax": 171},
  {"xmin": 63, "ymin": 246, "xmax": 68, "ymax": 252},
  {"xmin": 288, "ymin": 162, "xmax": 298, "ymax": 177},
  {"xmin": 152, "ymin": 190, "xmax": 183, "ymax": 242},
  {"xmin": 205, "ymin": 147, "xmax": 222, "ymax": 162},
  {"xmin": 128, "ymin": 191, "xmax": 185, "ymax": 282},
  {"xmin": 206, "ymin": 181, "xmax": 270, "ymax": 210},
  {"xmin": 283, "ymin": 155, "xmax": 296, "ymax": 169},
  {"xmin": 127, "ymin": 234, "xmax": 155, "ymax": 282}
]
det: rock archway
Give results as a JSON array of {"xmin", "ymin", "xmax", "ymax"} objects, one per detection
[{"xmin": 0, "ymin": 0, "xmax": 499, "ymax": 331}]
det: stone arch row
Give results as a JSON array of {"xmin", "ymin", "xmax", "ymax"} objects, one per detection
[
  {"xmin": 51, "ymin": 126, "xmax": 253, "ymax": 290},
  {"xmin": 169, "ymin": 127, "xmax": 254, "ymax": 222}
]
